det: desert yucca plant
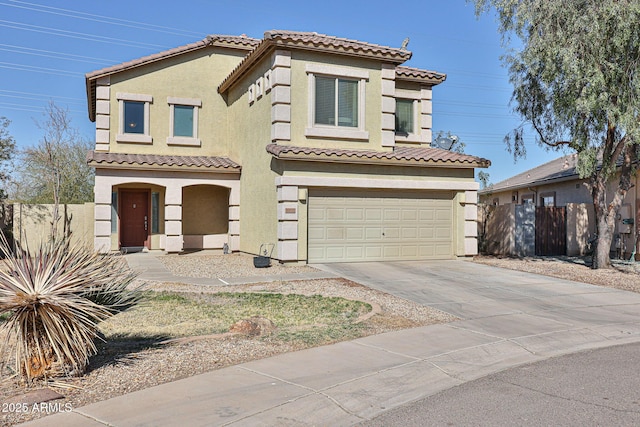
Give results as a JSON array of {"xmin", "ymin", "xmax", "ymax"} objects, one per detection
[{"xmin": 0, "ymin": 235, "xmax": 142, "ymax": 382}]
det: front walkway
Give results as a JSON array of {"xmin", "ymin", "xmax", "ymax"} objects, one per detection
[{"xmin": 22, "ymin": 261, "xmax": 640, "ymax": 426}]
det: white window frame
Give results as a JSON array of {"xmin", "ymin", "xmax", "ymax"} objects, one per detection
[
  {"xmin": 305, "ymin": 64, "xmax": 369, "ymax": 141},
  {"xmin": 116, "ymin": 93, "xmax": 153, "ymax": 144},
  {"xmin": 167, "ymin": 97, "xmax": 201, "ymax": 146}
]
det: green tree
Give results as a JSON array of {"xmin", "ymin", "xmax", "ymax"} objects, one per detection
[
  {"xmin": 0, "ymin": 118, "xmax": 16, "ymax": 201},
  {"xmin": 12, "ymin": 102, "xmax": 94, "ymax": 238},
  {"xmin": 477, "ymin": 171, "xmax": 491, "ymax": 191},
  {"xmin": 471, "ymin": 0, "xmax": 640, "ymax": 268}
]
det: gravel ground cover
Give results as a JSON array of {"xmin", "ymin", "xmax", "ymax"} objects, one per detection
[
  {"xmin": 473, "ymin": 255, "xmax": 640, "ymax": 293},
  {"xmin": 158, "ymin": 253, "xmax": 318, "ymax": 278},
  {"xmin": 0, "ymin": 256, "xmax": 454, "ymax": 426}
]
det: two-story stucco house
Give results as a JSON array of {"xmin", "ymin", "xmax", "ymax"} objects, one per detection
[{"xmin": 85, "ymin": 30, "xmax": 490, "ymax": 263}]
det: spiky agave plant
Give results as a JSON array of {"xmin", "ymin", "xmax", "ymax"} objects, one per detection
[{"xmin": 0, "ymin": 235, "xmax": 141, "ymax": 382}]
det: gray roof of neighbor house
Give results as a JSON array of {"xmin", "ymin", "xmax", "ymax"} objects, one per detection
[
  {"xmin": 266, "ymin": 144, "xmax": 490, "ymax": 168},
  {"xmin": 86, "ymin": 151, "xmax": 241, "ymax": 171},
  {"xmin": 480, "ymin": 154, "xmax": 580, "ymax": 194}
]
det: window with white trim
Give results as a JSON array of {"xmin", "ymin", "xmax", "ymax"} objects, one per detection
[
  {"xmin": 167, "ymin": 97, "xmax": 201, "ymax": 146},
  {"xmin": 116, "ymin": 93, "xmax": 152, "ymax": 144},
  {"xmin": 305, "ymin": 64, "xmax": 369, "ymax": 140}
]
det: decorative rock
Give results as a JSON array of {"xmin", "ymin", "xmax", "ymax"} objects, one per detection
[
  {"xmin": 4, "ymin": 388, "xmax": 64, "ymax": 406},
  {"xmin": 229, "ymin": 316, "xmax": 277, "ymax": 336}
]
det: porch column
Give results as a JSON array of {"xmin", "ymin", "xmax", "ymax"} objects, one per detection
[
  {"xmin": 94, "ymin": 174, "xmax": 112, "ymax": 252},
  {"xmin": 464, "ymin": 190, "xmax": 479, "ymax": 256},
  {"xmin": 165, "ymin": 186, "xmax": 183, "ymax": 253},
  {"xmin": 276, "ymin": 185, "xmax": 298, "ymax": 262},
  {"xmin": 228, "ymin": 184, "xmax": 240, "ymax": 251}
]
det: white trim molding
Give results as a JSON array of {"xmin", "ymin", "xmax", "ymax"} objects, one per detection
[{"xmin": 276, "ymin": 176, "xmax": 480, "ymax": 191}]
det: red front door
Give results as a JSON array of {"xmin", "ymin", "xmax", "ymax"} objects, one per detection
[{"xmin": 120, "ymin": 190, "xmax": 149, "ymax": 248}]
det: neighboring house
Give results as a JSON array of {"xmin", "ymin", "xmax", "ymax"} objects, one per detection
[
  {"xmin": 85, "ymin": 30, "xmax": 490, "ymax": 263},
  {"xmin": 479, "ymin": 154, "xmax": 639, "ymax": 258}
]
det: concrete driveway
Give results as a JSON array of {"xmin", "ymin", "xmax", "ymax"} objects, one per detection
[{"xmin": 317, "ymin": 260, "xmax": 640, "ymax": 350}]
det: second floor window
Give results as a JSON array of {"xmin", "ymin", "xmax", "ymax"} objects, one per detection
[
  {"xmin": 315, "ymin": 76, "xmax": 358, "ymax": 128},
  {"xmin": 124, "ymin": 101, "xmax": 145, "ymax": 134},
  {"xmin": 395, "ymin": 99, "xmax": 414, "ymax": 136},
  {"xmin": 173, "ymin": 105, "xmax": 194, "ymax": 137},
  {"xmin": 167, "ymin": 97, "xmax": 201, "ymax": 146},
  {"xmin": 116, "ymin": 92, "xmax": 152, "ymax": 144}
]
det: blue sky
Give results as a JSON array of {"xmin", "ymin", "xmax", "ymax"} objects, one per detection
[{"xmin": 0, "ymin": 0, "xmax": 567, "ymax": 184}]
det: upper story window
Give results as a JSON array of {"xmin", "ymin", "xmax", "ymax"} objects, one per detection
[
  {"xmin": 315, "ymin": 76, "xmax": 358, "ymax": 127},
  {"xmin": 116, "ymin": 92, "xmax": 153, "ymax": 144},
  {"xmin": 305, "ymin": 64, "xmax": 369, "ymax": 141},
  {"xmin": 395, "ymin": 99, "xmax": 414, "ymax": 136},
  {"xmin": 167, "ymin": 97, "xmax": 201, "ymax": 146}
]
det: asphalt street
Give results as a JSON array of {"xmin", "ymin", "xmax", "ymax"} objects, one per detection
[{"xmin": 361, "ymin": 342, "xmax": 640, "ymax": 426}]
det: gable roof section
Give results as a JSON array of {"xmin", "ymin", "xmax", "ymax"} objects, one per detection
[
  {"xmin": 218, "ymin": 30, "xmax": 413, "ymax": 94},
  {"xmin": 481, "ymin": 154, "xmax": 580, "ymax": 194},
  {"xmin": 87, "ymin": 151, "xmax": 241, "ymax": 172},
  {"xmin": 395, "ymin": 65, "xmax": 446, "ymax": 85},
  {"xmin": 85, "ymin": 34, "xmax": 260, "ymax": 121},
  {"xmin": 266, "ymin": 144, "xmax": 490, "ymax": 168}
]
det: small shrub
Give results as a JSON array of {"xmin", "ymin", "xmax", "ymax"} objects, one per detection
[{"xmin": 0, "ymin": 236, "xmax": 142, "ymax": 382}]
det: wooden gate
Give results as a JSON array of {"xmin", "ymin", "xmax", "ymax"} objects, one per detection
[{"xmin": 535, "ymin": 207, "xmax": 566, "ymax": 256}]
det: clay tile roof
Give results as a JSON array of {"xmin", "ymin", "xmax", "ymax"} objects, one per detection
[
  {"xmin": 266, "ymin": 144, "xmax": 490, "ymax": 168},
  {"xmin": 85, "ymin": 35, "xmax": 259, "ymax": 81},
  {"xmin": 218, "ymin": 30, "xmax": 412, "ymax": 93},
  {"xmin": 264, "ymin": 30, "xmax": 412, "ymax": 61},
  {"xmin": 396, "ymin": 65, "xmax": 446, "ymax": 85},
  {"xmin": 87, "ymin": 151, "xmax": 241, "ymax": 171}
]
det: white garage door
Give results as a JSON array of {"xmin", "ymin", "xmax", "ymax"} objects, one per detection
[{"xmin": 308, "ymin": 189, "xmax": 454, "ymax": 263}]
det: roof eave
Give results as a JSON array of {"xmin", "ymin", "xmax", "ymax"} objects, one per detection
[
  {"xmin": 479, "ymin": 173, "xmax": 582, "ymax": 195},
  {"xmin": 87, "ymin": 160, "xmax": 242, "ymax": 173},
  {"xmin": 269, "ymin": 151, "xmax": 487, "ymax": 169},
  {"xmin": 395, "ymin": 75, "xmax": 446, "ymax": 86}
]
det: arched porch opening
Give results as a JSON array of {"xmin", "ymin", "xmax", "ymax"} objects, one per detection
[{"xmin": 182, "ymin": 184, "xmax": 231, "ymax": 250}]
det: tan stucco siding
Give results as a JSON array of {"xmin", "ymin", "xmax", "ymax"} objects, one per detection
[
  {"xmin": 182, "ymin": 185, "xmax": 229, "ymax": 235},
  {"xmin": 107, "ymin": 48, "xmax": 247, "ymax": 157},
  {"xmin": 226, "ymin": 55, "xmax": 279, "ymax": 256}
]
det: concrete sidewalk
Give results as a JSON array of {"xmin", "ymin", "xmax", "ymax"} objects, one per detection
[{"xmin": 21, "ymin": 260, "xmax": 640, "ymax": 426}]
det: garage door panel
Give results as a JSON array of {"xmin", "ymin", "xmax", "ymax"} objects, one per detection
[
  {"xmin": 346, "ymin": 208, "xmax": 364, "ymax": 221},
  {"xmin": 345, "ymin": 227, "xmax": 364, "ymax": 240},
  {"xmin": 308, "ymin": 190, "xmax": 453, "ymax": 263},
  {"xmin": 383, "ymin": 227, "xmax": 400, "ymax": 238},
  {"xmin": 326, "ymin": 208, "xmax": 345, "ymax": 220},
  {"xmin": 364, "ymin": 246, "xmax": 383, "ymax": 258},
  {"xmin": 326, "ymin": 227, "xmax": 345, "ymax": 240},
  {"xmin": 365, "ymin": 208, "xmax": 382, "ymax": 220},
  {"xmin": 383, "ymin": 209, "xmax": 401, "ymax": 221}
]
